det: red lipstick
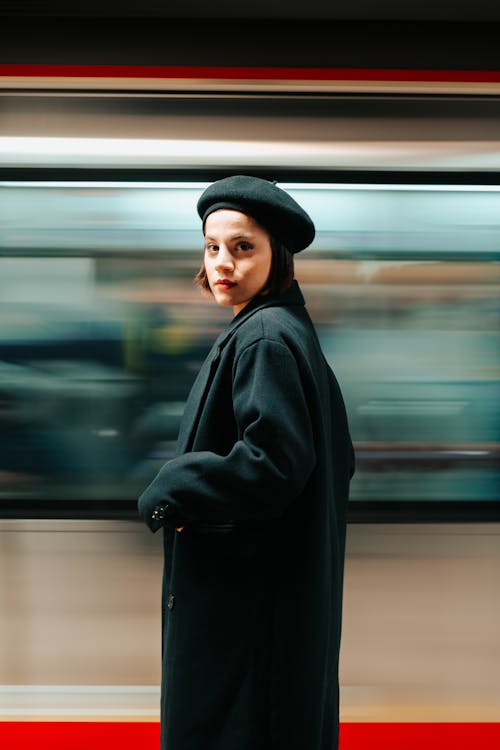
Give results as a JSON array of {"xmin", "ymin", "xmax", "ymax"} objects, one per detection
[{"xmin": 215, "ymin": 279, "xmax": 237, "ymax": 290}]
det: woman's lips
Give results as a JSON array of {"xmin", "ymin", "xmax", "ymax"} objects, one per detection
[{"xmin": 215, "ymin": 280, "xmax": 237, "ymax": 290}]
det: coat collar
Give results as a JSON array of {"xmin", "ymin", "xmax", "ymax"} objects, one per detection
[
  {"xmin": 176, "ymin": 281, "xmax": 305, "ymax": 454},
  {"xmin": 213, "ymin": 280, "xmax": 305, "ymax": 350}
]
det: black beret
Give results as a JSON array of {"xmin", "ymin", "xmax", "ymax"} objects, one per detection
[{"xmin": 197, "ymin": 175, "xmax": 315, "ymax": 253}]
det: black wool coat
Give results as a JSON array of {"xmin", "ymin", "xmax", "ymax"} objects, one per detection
[{"xmin": 138, "ymin": 281, "xmax": 355, "ymax": 750}]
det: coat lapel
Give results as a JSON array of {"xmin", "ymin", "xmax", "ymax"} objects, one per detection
[{"xmin": 175, "ymin": 282, "xmax": 305, "ymax": 454}]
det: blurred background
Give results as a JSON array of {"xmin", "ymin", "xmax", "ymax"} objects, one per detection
[{"xmin": 1, "ymin": 180, "xmax": 499, "ymax": 508}]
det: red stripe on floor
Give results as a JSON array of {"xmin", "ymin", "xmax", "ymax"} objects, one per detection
[
  {"xmin": 1, "ymin": 722, "xmax": 500, "ymax": 749},
  {"xmin": 0, "ymin": 722, "xmax": 160, "ymax": 750},
  {"xmin": 340, "ymin": 723, "xmax": 500, "ymax": 749}
]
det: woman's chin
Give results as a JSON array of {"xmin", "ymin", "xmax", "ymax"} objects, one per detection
[{"xmin": 213, "ymin": 293, "xmax": 235, "ymax": 308}]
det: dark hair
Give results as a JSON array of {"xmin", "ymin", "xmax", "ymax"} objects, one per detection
[{"xmin": 195, "ymin": 235, "xmax": 294, "ymax": 297}]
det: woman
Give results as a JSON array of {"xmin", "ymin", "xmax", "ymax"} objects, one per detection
[{"xmin": 138, "ymin": 175, "xmax": 355, "ymax": 750}]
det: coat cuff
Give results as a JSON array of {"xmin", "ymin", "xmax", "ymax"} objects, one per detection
[{"xmin": 138, "ymin": 483, "xmax": 181, "ymax": 532}]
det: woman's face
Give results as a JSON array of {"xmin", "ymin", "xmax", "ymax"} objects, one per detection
[{"xmin": 203, "ymin": 209, "xmax": 273, "ymax": 315}]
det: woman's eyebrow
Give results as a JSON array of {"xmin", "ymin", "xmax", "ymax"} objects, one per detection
[
  {"xmin": 205, "ymin": 233, "xmax": 254, "ymax": 242},
  {"xmin": 231, "ymin": 234, "xmax": 253, "ymax": 240}
]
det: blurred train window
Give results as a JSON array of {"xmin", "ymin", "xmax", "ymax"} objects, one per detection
[{"xmin": 1, "ymin": 181, "xmax": 499, "ymax": 517}]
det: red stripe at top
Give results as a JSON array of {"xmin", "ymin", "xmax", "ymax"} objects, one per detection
[{"xmin": 1, "ymin": 64, "xmax": 500, "ymax": 82}]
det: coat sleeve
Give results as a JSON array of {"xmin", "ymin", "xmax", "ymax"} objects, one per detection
[{"xmin": 137, "ymin": 338, "xmax": 316, "ymax": 531}]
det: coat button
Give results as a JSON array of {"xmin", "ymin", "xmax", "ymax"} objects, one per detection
[
  {"xmin": 167, "ymin": 594, "xmax": 175, "ymax": 611},
  {"xmin": 152, "ymin": 504, "xmax": 167, "ymax": 522}
]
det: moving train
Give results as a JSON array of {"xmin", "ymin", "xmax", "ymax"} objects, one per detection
[{"xmin": 1, "ymin": 71, "xmax": 499, "ymax": 747}]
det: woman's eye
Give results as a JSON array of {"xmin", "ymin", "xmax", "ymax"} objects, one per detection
[
  {"xmin": 206, "ymin": 244, "xmax": 218, "ymax": 252},
  {"xmin": 238, "ymin": 242, "xmax": 252, "ymax": 251}
]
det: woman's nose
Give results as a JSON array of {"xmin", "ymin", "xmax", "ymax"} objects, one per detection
[{"xmin": 215, "ymin": 245, "xmax": 234, "ymax": 271}]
